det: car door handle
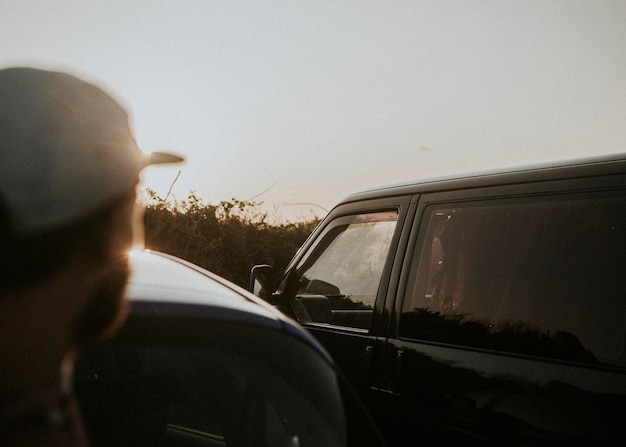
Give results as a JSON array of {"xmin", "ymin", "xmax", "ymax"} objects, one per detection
[
  {"xmin": 361, "ymin": 345, "xmax": 375, "ymax": 387},
  {"xmin": 389, "ymin": 349, "xmax": 406, "ymax": 394}
]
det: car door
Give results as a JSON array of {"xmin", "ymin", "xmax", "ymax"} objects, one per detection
[
  {"xmin": 381, "ymin": 175, "xmax": 626, "ymax": 446},
  {"xmin": 270, "ymin": 195, "xmax": 415, "ymax": 419}
]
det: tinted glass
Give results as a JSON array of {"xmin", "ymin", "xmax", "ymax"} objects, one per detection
[
  {"xmin": 401, "ymin": 194, "xmax": 626, "ymax": 367},
  {"xmin": 74, "ymin": 314, "xmax": 346, "ymax": 447}
]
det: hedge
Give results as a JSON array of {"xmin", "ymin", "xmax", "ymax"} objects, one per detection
[{"xmin": 142, "ymin": 189, "xmax": 320, "ymax": 289}]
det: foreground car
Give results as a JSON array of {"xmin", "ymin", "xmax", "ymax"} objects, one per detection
[{"xmin": 74, "ymin": 249, "xmax": 385, "ymax": 447}]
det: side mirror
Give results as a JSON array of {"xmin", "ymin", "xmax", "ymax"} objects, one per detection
[{"xmin": 249, "ymin": 264, "xmax": 273, "ymax": 298}]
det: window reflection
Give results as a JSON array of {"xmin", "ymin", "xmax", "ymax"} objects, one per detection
[{"xmin": 402, "ymin": 196, "xmax": 626, "ymax": 367}]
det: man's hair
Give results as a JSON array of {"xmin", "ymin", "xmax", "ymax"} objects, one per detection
[{"xmin": 0, "ymin": 190, "xmax": 135, "ymax": 293}]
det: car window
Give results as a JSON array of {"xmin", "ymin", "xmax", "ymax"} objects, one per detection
[
  {"xmin": 401, "ymin": 193, "xmax": 626, "ymax": 367},
  {"xmin": 291, "ymin": 211, "xmax": 398, "ymax": 330},
  {"xmin": 74, "ymin": 315, "xmax": 347, "ymax": 447}
]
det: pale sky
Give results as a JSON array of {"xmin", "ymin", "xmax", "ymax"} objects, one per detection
[{"xmin": 2, "ymin": 0, "xmax": 625, "ymax": 222}]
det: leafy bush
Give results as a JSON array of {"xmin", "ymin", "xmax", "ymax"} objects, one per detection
[{"xmin": 143, "ymin": 189, "xmax": 320, "ymax": 289}]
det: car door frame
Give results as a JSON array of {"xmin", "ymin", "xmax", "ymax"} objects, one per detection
[{"xmin": 274, "ymin": 194, "xmax": 417, "ymax": 409}]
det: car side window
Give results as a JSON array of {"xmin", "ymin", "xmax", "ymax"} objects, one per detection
[
  {"xmin": 75, "ymin": 321, "xmax": 347, "ymax": 447},
  {"xmin": 401, "ymin": 194, "xmax": 626, "ymax": 367},
  {"xmin": 290, "ymin": 211, "xmax": 398, "ymax": 330}
]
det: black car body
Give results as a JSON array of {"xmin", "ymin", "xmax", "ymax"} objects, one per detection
[
  {"xmin": 74, "ymin": 250, "xmax": 385, "ymax": 447},
  {"xmin": 251, "ymin": 153, "xmax": 626, "ymax": 446}
]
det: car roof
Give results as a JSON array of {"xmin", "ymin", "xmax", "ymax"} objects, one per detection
[
  {"xmin": 340, "ymin": 152, "xmax": 626, "ymax": 204},
  {"xmin": 128, "ymin": 249, "xmax": 255, "ymax": 305},
  {"xmin": 125, "ymin": 249, "xmax": 331, "ymax": 359}
]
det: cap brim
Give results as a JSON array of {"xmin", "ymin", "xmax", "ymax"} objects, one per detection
[{"xmin": 144, "ymin": 151, "xmax": 185, "ymax": 166}]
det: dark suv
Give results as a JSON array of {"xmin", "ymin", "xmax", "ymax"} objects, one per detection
[{"xmin": 250, "ymin": 153, "xmax": 626, "ymax": 446}]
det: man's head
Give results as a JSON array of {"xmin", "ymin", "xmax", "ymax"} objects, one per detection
[{"xmin": 0, "ymin": 67, "xmax": 182, "ymax": 348}]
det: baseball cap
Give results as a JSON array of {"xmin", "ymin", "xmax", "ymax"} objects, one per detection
[{"xmin": 0, "ymin": 67, "xmax": 184, "ymax": 235}]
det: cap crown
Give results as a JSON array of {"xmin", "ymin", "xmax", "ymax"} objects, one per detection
[{"xmin": 0, "ymin": 67, "xmax": 144, "ymax": 234}]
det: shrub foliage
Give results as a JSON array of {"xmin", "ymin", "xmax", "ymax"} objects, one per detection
[{"xmin": 143, "ymin": 189, "xmax": 319, "ymax": 289}]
